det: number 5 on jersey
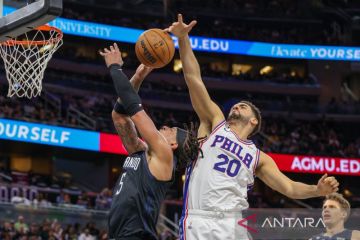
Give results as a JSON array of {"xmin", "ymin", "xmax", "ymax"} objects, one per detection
[{"xmin": 115, "ymin": 172, "xmax": 127, "ymax": 195}]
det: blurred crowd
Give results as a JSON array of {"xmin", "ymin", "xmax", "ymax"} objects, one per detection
[
  {"xmin": 259, "ymin": 118, "xmax": 360, "ymax": 158},
  {"xmin": 59, "ymin": 0, "xmax": 349, "ymax": 45},
  {"xmin": 0, "ymin": 216, "xmax": 107, "ymax": 240},
  {"xmin": 0, "ymin": 214, "xmax": 177, "ymax": 240},
  {"xmin": 7, "ymin": 188, "xmax": 112, "ymax": 211}
]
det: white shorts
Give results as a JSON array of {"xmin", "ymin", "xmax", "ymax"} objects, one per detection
[{"xmin": 179, "ymin": 209, "xmax": 251, "ymax": 240}]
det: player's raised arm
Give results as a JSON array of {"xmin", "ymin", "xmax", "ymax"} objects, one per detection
[
  {"xmin": 111, "ymin": 64, "xmax": 152, "ymax": 154},
  {"xmin": 100, "ymin": 43, "xmax": 173, "ymax": 166},
  {"xmin": 167, "ymin": 14, "xmax": 224, "ymax": 131},
  {"xmin": 129, "ymin": 64, "xmax": 153, "ymax": 92},
  {"xmin": 256, "ymin": 151, "xmax": 339, "ymax": 199}
]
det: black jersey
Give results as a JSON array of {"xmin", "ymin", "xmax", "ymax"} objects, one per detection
[
  {"xmin": 108, "ymin": 151, "xmax": 174, "ymax": 240},
  {"xmin": 310, "ymin": 229, "xmax": 353, "ymax": 240}
]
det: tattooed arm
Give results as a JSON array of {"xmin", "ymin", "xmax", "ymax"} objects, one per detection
[
  {"xmin": 112, "ymin": 111, "xmax": 146, "ymax": 154},
  {"xmin": 111, "ymin": 64, "xmax": 152, "ymax": 154}
]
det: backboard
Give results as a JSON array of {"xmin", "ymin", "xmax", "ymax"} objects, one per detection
[{"xmin": 0, "ymin": 0, "xmax": 62, "ymax": 42}]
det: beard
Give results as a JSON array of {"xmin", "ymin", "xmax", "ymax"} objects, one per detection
[
  {"xmin": 227, "ymin": 112, "xmax": 249, "ymax": 124},
  {"xmin": 227, "ymin": 111, "xmax": 241, "ymax": 121}
]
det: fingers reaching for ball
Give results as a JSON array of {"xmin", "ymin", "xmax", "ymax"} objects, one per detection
[
  {"xmin": 99, "ymin": 43, "xmax": 123, "ymax": 68},
  {"xmin": 165, "ymin": 14, "xmax": 197, "ymax": 38}
]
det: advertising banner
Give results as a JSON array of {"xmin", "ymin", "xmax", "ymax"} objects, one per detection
[
  {"xmin": 269, "ymin": 153, "xmax": 360, "ymax": 176},
  {"xmin": 4, "ymin": 6, "xmax": 360, "ymax": 61},
  {"xmin": 0, "ymin": 119, "xmax": 99, "ymax": 151},
  {"xmin": 1, "ymin": 119, "xmax": 359, "ymax": 176}
]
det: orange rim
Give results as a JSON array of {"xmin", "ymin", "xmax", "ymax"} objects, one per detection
[{"xmin": 1, "ymin": 25, "xmax": 63, "ymax": 46}]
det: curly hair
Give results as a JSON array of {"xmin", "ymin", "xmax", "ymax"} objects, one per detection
[{"xmin": 174, "ymin": 122, "xmax": 202, "ymax": 169}]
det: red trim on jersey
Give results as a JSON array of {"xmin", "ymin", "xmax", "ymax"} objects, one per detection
[
  {"xmin": 211, "ymin": 120, "xmax": 226, "ymax": 134},
  {"xmin": 182, "ymin": 202, "xmax": 189, "ymax": 240},
  {"xmin": 226, "ymin": 123, "xmax": 253, "ymax": 145},
  {"xmin": 201, "ymin": 120, "xmax": 226, "ymax": 144}
]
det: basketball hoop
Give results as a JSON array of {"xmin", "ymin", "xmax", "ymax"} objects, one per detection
[{"xmin": 0, "ymin": 25, "xmax": 63, "ymax": 98}]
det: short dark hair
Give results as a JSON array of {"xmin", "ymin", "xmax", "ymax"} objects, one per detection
[
  {"xmin": 239, "ymin": 100, "xmax": 261, "ymax": 137},
  {"xmin": 324, "ymin": 193, "xmax": 351, "ymax": 221}
]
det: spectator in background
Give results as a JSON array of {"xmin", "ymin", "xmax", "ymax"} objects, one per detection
[
  {"xmin": 27, "ymin": 223, "xmax": 41, "ymax": 240},
  {"xmin": 99, "ymin": 230, "xmax": 108, "ymax": 240},
  {"xmin": 56, "ymin": 190, "xmax": 66, "ymax": 205},
  {"xmin": 76, "ymin": 193, "xmax": 88, "ymax": 209},
  {"xmin": 52, "ymin": 221, "xmax": 63, "ymax": 240},
  {"xmin": 1, "ymin": 221, "xmax": 16, "ymax": 240},
  {"xmin": 64, "ymin": 193, "xmax": 72, "ymax": 205},
  {"xmin": 11, "ymin": 192, "xmax": 31, "ymax": 206},
  {"xmin": 39, "ymin": 220, "xmax": 51, "ymax": 239},
  {"xmin": 87, "ymin": 222, "xmax": 99, "ymax": 237},
  {"xmin": 14, "ymin": 216, "xmax": 28, "ymax": 233},
  {"xmin": 78, "ymin": 228, "xmax": 95, "ymax": 240},
  {"xmin": 95, "ymin": 188, "xmax": 112, "ymax": 210},
  {"xmin": 33, "ymin": 193, "xmax": 52, "ymax": 208},
  {"xmin": 63, "ymin": 225, "xmax": 78, "ymax": 240}
]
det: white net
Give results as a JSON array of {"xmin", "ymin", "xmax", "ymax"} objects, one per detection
[{"xmin": 0, "ymin": 26, "xmax": 63, "ymax": 98}]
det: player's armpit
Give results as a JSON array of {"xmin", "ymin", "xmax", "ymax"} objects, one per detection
[
  {"xmin": 197, "ymin": 121, "xmax": 211, "ymax": 139},
  {"xmin": 112, "ymin": 110, "xmax": 146, "ymax": 155}
]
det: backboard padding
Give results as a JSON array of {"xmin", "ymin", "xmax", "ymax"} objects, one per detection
[{"xmin": 0, "ymin": 0, "xmax": 62, "ymax": 42}]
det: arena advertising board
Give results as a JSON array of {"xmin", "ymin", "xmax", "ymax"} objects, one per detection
[
  {"xmin": 0, "ymin": 118, "xmax": 128, "ymax": 154},
  {"xmin": 269, "ymin": 153, "xmax": 360, "ymax": 176},
  {"xmin": 3, "ymin": 6, "xmax": 360, "ymax": 61},
  {"xmin": 0, "ymin": 119, "xmax": 99, "ymax": 151},
  {"xmin": 0, "ymin": 119, "xmax": 359, "ymax": 176}
]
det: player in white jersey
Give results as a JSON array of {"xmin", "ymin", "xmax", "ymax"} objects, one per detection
[{"xmin": 166, "ymin": 14, "xmax": 340, "ymax": 240}]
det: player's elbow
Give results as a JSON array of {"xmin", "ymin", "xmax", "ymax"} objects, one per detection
[
  {"xmin": 111, "ymin": 110, "xmax": 119, "ymax": 121},
  {"xmin": 282, "ymin": 188, "xmax": 297, "ymax": 199},
  {"xmin": 111, "ymin": 110, "xmax": 126, "ymax": 123}
]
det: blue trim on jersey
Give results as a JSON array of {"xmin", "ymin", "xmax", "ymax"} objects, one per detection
[
  {"xmin": 181, "ymin": 164, "xmax": 192, "ymax": 216},
  {"xmin": 179, "ymin": 164, "xmax": 193, "ymax": 240}
]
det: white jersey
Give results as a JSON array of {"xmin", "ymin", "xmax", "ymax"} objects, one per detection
[{"xmin": 183, "ymin": 120, "xmax": 260, "ymax": 212}]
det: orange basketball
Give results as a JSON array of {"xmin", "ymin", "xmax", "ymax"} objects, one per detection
[{"xmin": 135, "ymin": 29, "xmax": 175, "ymax": 68}]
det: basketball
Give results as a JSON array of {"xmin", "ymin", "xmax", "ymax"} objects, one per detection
[{"xmin": 135, "ymin": 28, "xmax": 175, "ymax": 68}]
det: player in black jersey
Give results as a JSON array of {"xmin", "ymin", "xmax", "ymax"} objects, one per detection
[
  {"xmin": 310, "ymin": 193, "xmax": 360, "ymax": 240},
  {"xmin": 100, "ymin": 43, "xmax": 199, "ymax": 240}
]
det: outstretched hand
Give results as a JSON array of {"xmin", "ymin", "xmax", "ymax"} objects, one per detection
[
  {"xmin": 134, "ymin": 64, "xmax": 153, "ymax": 79},
  {"xmin": 165, "ymin": 14, "xmax": 197, "ymax": 38},
  {"xmin": 99, "ymin": 43, "xmax": 123, "ymax": 68},
  {"xmin": 317, "ymin": 174, "xmax": 339, "ymax": 196}
]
